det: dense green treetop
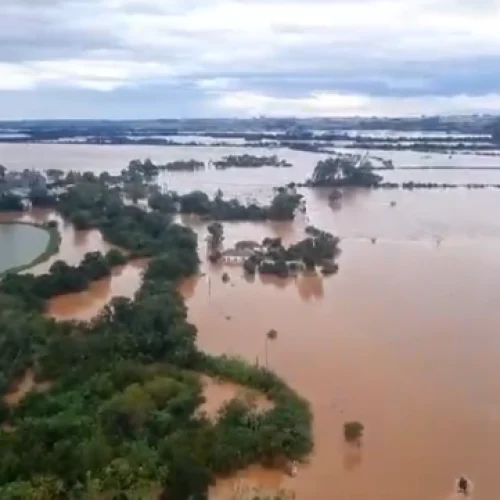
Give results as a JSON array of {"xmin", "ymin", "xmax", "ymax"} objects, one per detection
[
  {"xmin": 310, "ymin": 156, "xmax": 382, "ymax": 187},
  {"xmin": 243, "ymin": 227, "xmax": 341, "ymax": 278},
  {"xmin": 177, "ymin": 187, "xmax": 302, "ymax": 221}
]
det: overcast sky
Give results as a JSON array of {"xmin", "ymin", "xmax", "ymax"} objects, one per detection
[{"xmin": 1, "ymin": 0, "xmax": 500, "ymax": 119}]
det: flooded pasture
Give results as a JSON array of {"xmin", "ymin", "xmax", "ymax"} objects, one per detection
[
  {"xmin": 2, "ymin": 144, "xmax": 500, "ymax": 499},
  {"xmin": 4, "ymin": 142, "xmax": 500, "ymax": 193}
]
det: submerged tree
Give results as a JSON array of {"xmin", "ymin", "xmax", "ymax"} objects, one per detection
[
  {"xmin": 343, "ymin": 421, "xmax": 364, "ymax": 443},
  {"xmin": 267, "ymin": 329, "xmax": 278, "ymax": 340},
  {"xmin": 268, "ymin": 188, "xmax": 303, "ymax": 221},
  {"xmin": 207, "ymin": 222, "xmax": 224, "ymax": 249},
  {"xmin": 310, "ymin": 156, "xmax": 382, "ymax": 187}
]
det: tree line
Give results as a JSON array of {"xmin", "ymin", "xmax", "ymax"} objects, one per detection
[{"xmin": 213, "ymin": 155, "xmax": 292, "ymax": 169}]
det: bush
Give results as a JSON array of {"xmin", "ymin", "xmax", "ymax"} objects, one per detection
[
  {"xmin": 343, "ymin": 421, "xmax": 364, "ymax": 442},
  {"xmin": 105, "ymin": 249, "xmax": 128, "ymax": 267}
]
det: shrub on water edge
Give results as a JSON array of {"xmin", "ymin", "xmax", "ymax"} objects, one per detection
[
  {"xmin": 343, "ymin": 421, "xmax": 364, "ymax": 443},
  {"xmin": 267, "ymin": 329, "xmax": 278, "ymax": 340}
]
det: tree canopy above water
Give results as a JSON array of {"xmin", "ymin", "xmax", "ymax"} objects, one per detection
[
  {"xmin": 310, "ymin": 156, "xmax": 382, "ymax": 187},
  {"xmin": 177, "ymin": 187, "xmax": 303, "ymax": 221}
]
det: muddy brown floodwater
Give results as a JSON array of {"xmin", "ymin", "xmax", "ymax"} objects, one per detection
[
  {"xmin": 183, "ymin": 189, "xmax": 500, "ymax": 500},
  {"xmin": 6, "ymin": 185, "xmax": 500, "ymax": 500},
  {"xmin": 47, "ymin": 259, "xmax": 147, "ymax": 321}
]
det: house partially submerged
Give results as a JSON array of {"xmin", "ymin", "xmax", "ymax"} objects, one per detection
[{"xmin": 221, "ymin": 248, "xmax": 255, "ymax": 264}]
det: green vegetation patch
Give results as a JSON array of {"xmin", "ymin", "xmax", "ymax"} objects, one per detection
[{"xmin": 343, "ymin": 421, "xmax": 364, "ymax": 443}]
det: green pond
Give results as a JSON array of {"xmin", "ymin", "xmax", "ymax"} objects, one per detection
[{"xmin": 0, "ymin": 223, "xmax": 50, "ymax": 274}]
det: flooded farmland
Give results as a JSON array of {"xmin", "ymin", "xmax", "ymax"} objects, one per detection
[{"xmin": 3, "ymin": 143, "xmax": 500, "ymax": 499}]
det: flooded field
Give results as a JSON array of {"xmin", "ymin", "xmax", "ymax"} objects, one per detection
[
  {"xmin": 4, "ymin": 143, "xmax": 500, "ymax": 191},
  {"xmin": 192, "ymin": 236, "xmax": 500, "ymax": 500},
  {"xmin": 177, "ymin": 189, "xmax": 500, "ymax": 499},
  {"xmin": 2, "ymin": 144, "xmax": 500, "ymax": 499}
]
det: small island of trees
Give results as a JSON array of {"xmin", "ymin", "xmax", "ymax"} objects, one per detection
[
  {"xmin": 309, "ymin": 155, "xmax": 382, "ymax": 188},
  {"xmin": 149, "ymin": 187, "xmax": 303, "ymax": 222},
  {"xmin": 161, "ymin": 159, "xmax": 205, "ymax": 171},
  {"xmin": 344, "ymin": 421, "xmax": 364, "ymax": 444},
  {"xmin": 241, "ymin": 226, "xmax": 340, "ymax": 278},
  {"xmin": 213, "ymin": 154, "xmax": 292, "ymax": 169},
  {"xmin": 125, "ymin": 158, "xmax": 205, "ymax": 175}
]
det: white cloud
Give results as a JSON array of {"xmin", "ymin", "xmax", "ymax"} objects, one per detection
[
  {"xmin": 2, "ymin": 0, "xmax": 500, "ymax": 116},
  {"xmin": 0, "ymin": 59, "xmax": 173, "ymax": 91},
  {"xmin": 196, "ymin": 77, "xmax": 237, "ymax": 90},
  {"xmin": 215, "ymin": 90, "xmax": 500, "ymax": 117},
  {"xmin": 0, "ymin": 64, "xmax": 37, "ymax": 90},
  {"xmin": 3, "ymin": 0, "xmax": 500, "ymax": 81},
  {"xmin": 106, "ymin": 0, "xmax": 500, "ymax": 68},
  {"xmin": 34, "ymin": 59, "xmax": 174, "ymax": 90}
]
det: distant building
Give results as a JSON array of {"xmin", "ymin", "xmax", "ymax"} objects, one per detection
[{"xmin": 222, "ymin": 248, "xmax": 254, "ymax": 264}]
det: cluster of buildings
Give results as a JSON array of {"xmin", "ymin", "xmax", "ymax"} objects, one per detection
[{"xmin": 219, "ymin": 240, "xmax": 306, "ymax": 272}]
